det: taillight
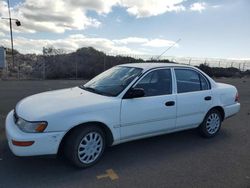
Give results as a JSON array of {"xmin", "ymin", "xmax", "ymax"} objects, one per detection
[{"xmin": 235, "ymin": 92, "xmax": 239, "ymax": 102}]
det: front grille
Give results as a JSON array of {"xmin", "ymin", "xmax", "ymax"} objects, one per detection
[{"xmin": 13, "ymin": 109, "xmax": 18, "ymax": 124}]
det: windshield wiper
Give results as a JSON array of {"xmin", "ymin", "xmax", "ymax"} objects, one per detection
[
  {"xmin": 79, "ymin": 86, "xmax": 112, "ymax": 96},
  {"xmin": 79, "ymin": 86, "xmax": 99, "ymax": 93}
]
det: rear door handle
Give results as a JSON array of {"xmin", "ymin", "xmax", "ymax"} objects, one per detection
[
  {"xmin": 165, "ymin": 101, "xmax": 175, "ymax": 106},
  {"xmin": 204, "ymin": 96, "xmax": 212, "ymax": 101}
]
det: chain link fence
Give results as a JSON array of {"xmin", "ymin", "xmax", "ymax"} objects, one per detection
[
  {"xmin": 106, "ymin": 53, "xmax": 250, "ymax": 70},
  {"xmin": 1, "ymin": 50, "xmax": 250, "ymax": 80}
]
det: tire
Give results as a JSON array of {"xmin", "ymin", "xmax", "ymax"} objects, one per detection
[
  {"xmin": 64, "ymin": 125, "xmax": 106, "ymax": 168},
  {"xmin": 199, "ymin": 109, "xmax": 222, "ymax": 138}
]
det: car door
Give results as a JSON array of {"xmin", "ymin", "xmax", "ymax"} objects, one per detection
[
  {"xmin": 120, "ymin": 68, "xmax": 177, "ymax": 140},
  {"xmin": 174, "ymin": 68, "xmax": 213, "ymax": 129}
]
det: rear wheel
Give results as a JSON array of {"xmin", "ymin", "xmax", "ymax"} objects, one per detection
[
  {"xmin": 199, "ymin": 109, "xmax": 222, "ymax": 138},
  {"xmin": 64, "ymin": 126, "xmax": 105, "ymax": 168}
]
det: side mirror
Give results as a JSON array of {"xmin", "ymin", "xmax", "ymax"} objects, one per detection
[{"xmin": 124, "ymin": 88, "xmax": 145, "ymax": 99}]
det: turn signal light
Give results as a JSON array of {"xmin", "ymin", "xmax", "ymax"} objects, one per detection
[
  {"xmin": 12, "ymin": 140, "xmax": 34, "ymax": 147},
  {"xmin": 35, "ymin": 123, "xmax": 47, "ymax": 132}
]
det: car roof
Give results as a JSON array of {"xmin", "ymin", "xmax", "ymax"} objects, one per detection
[
  {"xmin": 119, "ymin": 62, "xmax": 193, "ymax": 71},
  {"xmin": 118, "ymin": 62, "xmax": 217, "ymax": 88}
]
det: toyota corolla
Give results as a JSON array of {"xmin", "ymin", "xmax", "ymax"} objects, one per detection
[{"xmin": 5, "ymin": 63, "xmax": 240, "ymax": 168}]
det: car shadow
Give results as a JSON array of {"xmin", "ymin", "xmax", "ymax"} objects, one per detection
[{"xmin": 100, "ymin": 128, "xmax": 232, "ymax": 168}]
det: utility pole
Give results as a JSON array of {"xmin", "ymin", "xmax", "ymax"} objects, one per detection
[
  {"xmin": 2, "ymin": 0, "xmax": 21, "ymax": 79},
  {"xmin": 7, "ymin": 0, "xmax": 15, "ymax": 77}
]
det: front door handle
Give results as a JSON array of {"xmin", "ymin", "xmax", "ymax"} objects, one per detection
[
  {"xmin": 204, "ymin": 96, "xmax": 212, "ymax": 101},
  {"xmin": 165, "ymin": 101, "xmax": 175, "ymax": 106}
]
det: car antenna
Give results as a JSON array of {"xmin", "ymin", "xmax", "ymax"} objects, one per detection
[{"xmin": 155, "ymin": 38, "xmax": 181, "ymax": 61}]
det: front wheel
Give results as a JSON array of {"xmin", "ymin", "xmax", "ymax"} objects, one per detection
[
  {"xmin": 199, "ymin": 109, "xmax": 222, "ymax": 138},
  {"xmin": 64, "ymin": 126, "xmax": 106, "ymax": 168}
]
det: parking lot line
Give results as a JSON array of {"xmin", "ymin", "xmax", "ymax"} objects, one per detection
[{"xmin": 97, "ymin": 169, "xmax": 119, "ymax": 181}]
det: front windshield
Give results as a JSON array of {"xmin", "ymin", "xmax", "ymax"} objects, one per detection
[{"xmin": 80, "ymin": 66, "xmax": 143, "ymax": 96}]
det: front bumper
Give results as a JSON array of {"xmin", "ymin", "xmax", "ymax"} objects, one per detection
[{"xmin": 5, "ymin": 110, "xmax": 65, "ymax": 156}]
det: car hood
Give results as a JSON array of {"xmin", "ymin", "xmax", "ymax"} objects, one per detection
[{"xmin": 15, "ymin": 87, "xmax": 116, "ymax": 121}]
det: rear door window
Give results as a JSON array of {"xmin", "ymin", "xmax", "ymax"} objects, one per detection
[{"xmin": 175, "ymin": 69, "xmax": 209, "ymax": 93}]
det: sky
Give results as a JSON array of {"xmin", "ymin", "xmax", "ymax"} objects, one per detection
[{"xmin": 0, "ymin": 0, "xmax": 249, "ymax": 59}]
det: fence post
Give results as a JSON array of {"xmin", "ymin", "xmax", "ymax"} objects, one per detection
[
  {"xmin": 103, "ymin": 54, "xmax": 106, "ymax": 71},
  {"xmin": 75, "ymin": 56, "xmax": 78, "ymax": 80},
  {"xmin": 43, "ymin": 57, "xmax": 46, "ymax": 80},
  {"xmin": 5, "ymin": 48, "xmax": 8, "ymax": 79},
  {"xmin": 188, "ymin": 58, "xmax": 191, "ymax": 65},
  {"xmin": 243, "ymin": 62, "xmax": 246, "ymax": 71},
  {"xmin": 204, "ymin": 59, "xmax": 207, "ymax": 66}
]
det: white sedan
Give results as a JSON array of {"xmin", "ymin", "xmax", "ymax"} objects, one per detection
[{"xmin": 5, "ymin": 63, "xmax": 240, "ymax": 168}]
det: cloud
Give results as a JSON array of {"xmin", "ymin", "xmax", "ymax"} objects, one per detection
[
  {"xmin": 115, "ymin": 17, "xmax": 122, "ymax": 23},
  {"xmin": 143, "ymin": 39, "xmax": 178, "ymax": 48},
  {"xmin": 67, "ymin": 0, "xmax": 186, "ymax": 18},
  {"xmin": 0, "ymin": 35, "xmax": 178, "ymax": 54},
  {"xmin": 190, "ymin": 2, "xmax": 206, "ymax": 12},
  {"xmin": 0, "ymin": 0, "xmax": 101, "ymax": 33},
  {"xmin": 211, "ymin": 5, "xmax": 222, "ymax": 9},
  {"xmin": 114, "ymin": 37, "xmax": 178, "ymax": 48},
  {"xmin": 0, "ymin": 31, "xmax": 5, "ymax": 37},
  {"xmin": 0, "ymin": 35, "xmax": 140, "ymax": 54},
  {"xmin": 67, "ymin": 0, "xmax": 118, "ymax": 14},
  {"xmin": 121, "ymin": 0, "xmax": 186, "ymax": 18},
  {"xmin": 114, "ymin": 37, "xmax": 149, "ymax": 44},
  {"xmin": 0, "ymin": 0, "xmax": 190, "ymax": 34}
]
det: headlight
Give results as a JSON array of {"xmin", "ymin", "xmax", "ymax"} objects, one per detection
[{"xmin": 16, "ymin": 117, "xmax": 47, "ymax": 133}]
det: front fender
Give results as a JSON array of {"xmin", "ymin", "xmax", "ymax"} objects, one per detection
[{"xmin": 44, "ymin": 103, "xmax": 121, "ymax": 143}]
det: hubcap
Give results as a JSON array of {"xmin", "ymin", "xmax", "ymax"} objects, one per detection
[
  {"xmin": 78, "ymin": 132, "xmax": 103, "ymax": 164},
  {"xmin": 206, "ymin": 113, "xmax": 220, "ymax": 134}
]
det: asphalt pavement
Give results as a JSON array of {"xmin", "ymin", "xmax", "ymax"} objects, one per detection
[{"xmin": 0, "ymin": 79, "xmax": 249, "ymax": 188}]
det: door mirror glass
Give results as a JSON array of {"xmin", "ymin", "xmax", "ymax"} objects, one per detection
[{"xmin": 124, "ymin": 88, "xmax": 145, "ymax": 99}]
